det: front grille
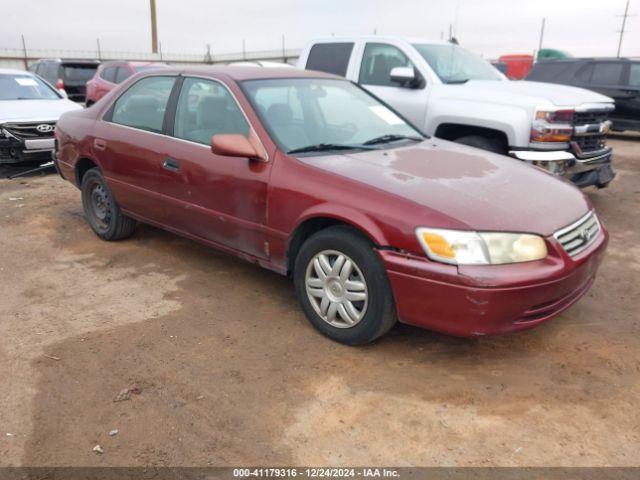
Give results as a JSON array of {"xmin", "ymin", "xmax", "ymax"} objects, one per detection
[
  {"xmin": 573, "ymin": 110, "xmax": 609, "ymax": 125},
  {"xmin": 3, "ymin": 122, "xmax": 55, "ymax": 140},
  {"xmin": 554, "ymin": 211, "xmax": 600, "ymax": 257},
  {"xmin": 574, "ymin": 135, "xmax": 606, "ymax": 153},
  {"xmin": 570, "ymin": 109, "xmax": 610, "ymax": 154}
]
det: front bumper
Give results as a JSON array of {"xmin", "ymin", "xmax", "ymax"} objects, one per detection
[
  {"xmin": 509, "ymin": 147, "xmax": 615, "ymax": 188},
  {"xmin": 0, "ymin": 134, "xmax": 55, "ymax": 164},
  {"xmin": 378, "ymin": 227, "xmax": 608, "ymax": 337}
]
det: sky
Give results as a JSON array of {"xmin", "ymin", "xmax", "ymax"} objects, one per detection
[{"xmin": 0, "ymin": 0, "xmax": 637, "ymax": 59}]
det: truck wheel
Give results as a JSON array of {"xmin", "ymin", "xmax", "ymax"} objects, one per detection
[
  {"xmin": 81, "ymin": 168, "xmax": 136, "ymax": 241},
  {"xmin": 293, "ymin": 226, "xmax": 397, "ymax": 345},
  {"xmin": 455, "ymin": 135, "xmax": 506, "ymax": 154}
]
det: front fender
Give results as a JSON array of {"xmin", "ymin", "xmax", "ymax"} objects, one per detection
[
  {"xmin": 293, "ymin": 202, "xmax": 392, "ymax": 247},
  {"xmin": 425, "ymin": 99, "xmax": 529, "ymax": 146}
]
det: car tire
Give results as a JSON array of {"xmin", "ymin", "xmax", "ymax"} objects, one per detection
[
  {"xmin": 81, "ymin": 168, "xmax": 136, "ymax": 241},
  {"xmin": 455, "ymin": 135, "xmax": 506, "ymax": 154},
  {"xmin": 293, "ymin": 225, "xmax": 397, "ymax": 345}
]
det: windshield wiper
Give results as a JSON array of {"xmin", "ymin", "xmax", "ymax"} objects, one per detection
[
  {"xmin": 444, "ymin": 79, "xmax": 470, "ymax": 84},
  {"xmin": 287, "ymin": 143, "xmax": 377, "ymax": 154},
  {"xmin": 362, "ymin": 134, "xmax": 423, "ymax": 146}
]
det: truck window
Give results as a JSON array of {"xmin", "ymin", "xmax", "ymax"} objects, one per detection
[
  {"xmin": 575, "ymin": 63, "xmax": 594, "ymax": 83},
  {"xmin": 306, "ymin": 43, "xmax": 354, "ymax": 76},
  {"xmin": 628, "ymin": 63, "xmax": 640, "ymax": 87},
  {"xmin": 590, "ymin": 62, "xmax": 623, "ymax": 86},
  {"xmin": 359, "ymin": 43, "xmax": 413, "ymax": 87}
]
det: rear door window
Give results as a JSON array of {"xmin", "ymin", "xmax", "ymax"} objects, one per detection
[
  {"xmin": 628, "ymin": 63, "xmax": 640, "ymax": 87},
  {"xmin": 590, "ymin": 62, "xmax": 624, "ymax": 86},
  {"xmin": 115, "ymin": 67, "xmax": 131, "ymax": 84},
  {"xmin": 173, "ymin": 77, "xmax": 249, "ymax": 145},
  {"xmin": 101, "ymin": 67, "xmax": 117, "ymax": 83},
  {"xmin": 574, "ymin": 63, "xmax": 594, "ymax": 83},
  {"xmin": 42, "ymin": 62, "xmax": 59, "ymax": 83},
  {"xmin": 305, "ymin": 43, "xmax": 354, "ymax": 76},
  {"xmin": 110, "ymin": 76, "xmax": 175, "ymax": 133}
]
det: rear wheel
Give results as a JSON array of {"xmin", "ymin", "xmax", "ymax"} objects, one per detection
[
  {"xmin": 455, "ymin": 135, "xmax": 506, "ymax": 154},
  {"xmin": 293, "ymin": 226, "xmax": 397, "ymax": 345},
  {"xmin": 81, "ymin": 168, "xmax": 136, "ymax": 240}
]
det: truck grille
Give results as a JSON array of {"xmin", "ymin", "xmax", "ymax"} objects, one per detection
[
  {"xmin": 554, "ymin": 211, "xmax": 600, "ymax": 257},
  {"xmin": 574, "ymin": 135, "xmax": 606, "ymax": 153},
  {"xmin": 2, "ymin": 122, "xmax": 56, "ymax": 139},
  {"xmin": 573, "ymin": 111, "xmax": 609, "ymax": 125},
  {"xmin": 571, "ymin": 109, "xmax": 610, "ymax": 154}
]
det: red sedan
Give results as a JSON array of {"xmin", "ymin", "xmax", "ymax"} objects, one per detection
[
  {"xmin": 54, "ymin": 67, "xmax": 607, "ymax": 345},
  {"xmin": 85, "ymin": 61, "xmax": 167, "ymax": 106}
]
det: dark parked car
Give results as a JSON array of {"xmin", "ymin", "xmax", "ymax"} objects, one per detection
[
  {"xmin": 527, "ymin": 58, "xmax": 640, "ymax": 132},
  {"xmin": 85, "ymin": 61, "xmax": 167, "ymax": 106},
  {"xmin": 54, "ymin": 67, "xmax": 607, "ymax": 345},
  {"xmin": 29, "ymin": 59, "xmax": 100, "ymax": 103}
]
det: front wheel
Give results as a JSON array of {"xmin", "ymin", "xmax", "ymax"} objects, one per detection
[
  {"xmin": 81, "ymin": 168, "xmax": 136, "ymax": 241},
  {"xmin": 293, "ymin": 226, "xmax": 397, "ymax": 345}
]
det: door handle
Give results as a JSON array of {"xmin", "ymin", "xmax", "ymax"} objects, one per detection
[
  {"xmin": 93, "ymin": 138, "xmax": 106, "ymax": 151},
  {"xmin": 163, "ymin": 157, "xmax": 180, "ymax": 172}
]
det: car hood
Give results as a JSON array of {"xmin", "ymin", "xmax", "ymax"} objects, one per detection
[
  {"xmin": 298, "ymin": 139, "xmax": 590, "ymax": 237},
  {"xmin": 0, "ymin": 99, "xmax": 82, "ymax": 123},
  {"xmin": 440, "ymin": 79, "xmax": 613, "ymax": 107}
]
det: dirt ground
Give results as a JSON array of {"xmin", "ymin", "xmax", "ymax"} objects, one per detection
[{"xmin": 0, "ymin": 137, "xmax": 639, "ymax": 467}]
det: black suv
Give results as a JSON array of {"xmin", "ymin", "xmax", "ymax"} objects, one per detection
[
  {"xmin": 29, "ymin": 59, "xmax": 99, "ymax": 103},
  {"xmin": 527, "ymin": 58, "xmax": 640, "ymax": 132}
]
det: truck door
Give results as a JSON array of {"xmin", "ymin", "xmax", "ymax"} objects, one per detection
[{"xmin": 357, "ymin": 42, "xmax": 428, "ymax": 130}]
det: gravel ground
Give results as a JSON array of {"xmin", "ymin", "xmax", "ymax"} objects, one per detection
[{"xmin": 0, "ymin": 136, "xmax": 638, "ymax": 467}]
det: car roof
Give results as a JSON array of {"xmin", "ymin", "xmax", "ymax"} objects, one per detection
[
  {"xmin": 0, "ymin": 68, "xmax": 34, "ymax": 75},
  {"xmin": 99, "ymin": 60, "xmax": 166, "ymax": 67},
  {"xmin": 536, "ymin": 57, "xmax": 636, "ymax": 63},
  {"xmin": 158, "ymin": 65, "xmax": 342, "ymax": 81},
  {"xmin": 33, "ymin": 58, "xmax": 100, "ymax": 65},
  {"xmin": 305, "ymin": 35, "xmax": 451, "ymax": 46}
]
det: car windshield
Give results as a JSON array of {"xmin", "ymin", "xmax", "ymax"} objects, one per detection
[
  {"xmin": 413, "ymin": 44, "xmax": 503, "ymax": 83},
  {"xmin": 0, "ymin": 73, "xmax": 60, "ymax": 100},
  {"xmin": 241, "ymin": 78, "xmax": 423, "ymax": 153}
]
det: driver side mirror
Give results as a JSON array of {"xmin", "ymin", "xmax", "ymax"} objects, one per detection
[
  {"xmin": 390, "ymin": 67, "xmax": 423, "ymax": 89},
  {"xmin": 211, "ymin": 133, "xmax": 267, "ymax": 162}
]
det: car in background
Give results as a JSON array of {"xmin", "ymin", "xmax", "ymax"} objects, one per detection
[
  {"xmin": 29, "ymin": 59, "xmax": 99, "ymax": 103},
  {"xmin": 497, "ymin": 54, "xmax": 533, "ymax": 79},
  {"xmin": 54, "ymin": 66, "xmax": 607, "ymax": 345},
  {"xmin": 228, "ymin": 60, "xmax": 295, "ymax": 68},
  {"xmin": 85, "ymin": 61, "xmax": 168, "ymax": 106},
  {"xmin": 298, "ymin": 37, "xmax": 617, "ymax": 189},
  {"xmin": 527, "ymin": 58, "xmax": 640, "ymax": 132},
  {"xmin": 0, "ymin": 68, "xmax": 81, "ymax": 164}
]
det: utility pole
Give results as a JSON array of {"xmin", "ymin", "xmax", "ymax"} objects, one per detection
[
  {"xmin": 150, "ymin": 0, "xmax": 158, "ymax": 54},
  {"xmin": 617, "ymin": 0, "xmax": 634, "ymax": 57},
  {"xmin": 96, "ymin": 38, "xmax": 102, "ymax": 60},
  {"xmin": 281, "ymin": 34, "xmax": 285, "ymax": 62},
  {"xmin": 537, "ymin": 17, "xmax": 545, "ymax": 58},
  {"xmin": 242, "ymin": 39, "xmax": 246, "ymax": 60},
  {"xmin": 21, "ymin": 34, "xmax": 28, "ymax": 70}
]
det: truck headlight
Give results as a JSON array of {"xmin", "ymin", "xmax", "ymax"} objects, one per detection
[
  {"xmin": 416, "ymin": 228, "xmax": 548, "ymax": 265},
  {"xmin": 531, "ymin": 108, "xmax": 574, "ymax": 143}
]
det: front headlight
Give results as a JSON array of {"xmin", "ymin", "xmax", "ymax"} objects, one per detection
[{"xmin": 416, "ymin": 228, "xmax": 548, "ymax": 265}]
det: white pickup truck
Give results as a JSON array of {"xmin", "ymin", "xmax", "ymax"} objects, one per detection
[{"xmin": 298, "ymin": 37, "xmax": 616, "ymax": 188}]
